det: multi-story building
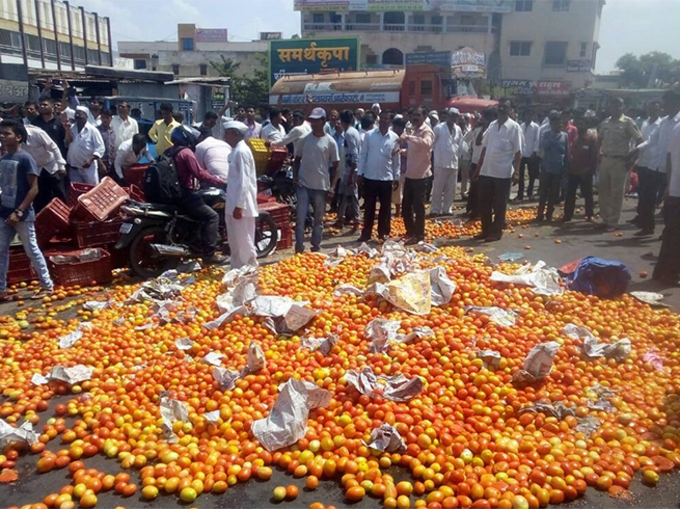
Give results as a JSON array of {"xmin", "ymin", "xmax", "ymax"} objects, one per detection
[
  {"xmin": 299, "ymin": 0, "xmax": 603, "ymax": 91},
  {"xmin": 0, "ymin": 0, "xmax": 112, "ymax": 70},
  {"xmin": 118, "ymin": 24, "xmax": 267, "ymax": 78}
]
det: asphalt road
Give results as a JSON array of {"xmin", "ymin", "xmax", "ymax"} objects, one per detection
[{"xmin": 3, "ymin": 195, "xmax": 680, "ymax": 509}]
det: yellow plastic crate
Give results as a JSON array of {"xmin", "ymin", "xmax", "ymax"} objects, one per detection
[{"xmin": 247, "ymin": 138, "xmax": 271, "ymax": 175}]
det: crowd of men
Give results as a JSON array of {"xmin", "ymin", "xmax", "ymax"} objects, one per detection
[{"xmin": 2, "ymin": 84, "xmax": 680, "ymax": 299}]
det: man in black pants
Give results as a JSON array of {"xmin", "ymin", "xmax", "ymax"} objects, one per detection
[
  {"xmin": 357, "ymin": 112, "xmax": 401, "ymax": 242},
  {"xmin": 473, "ymin": 99, "xmax": 522, "ymax": 242},
  {"xmin": 563, "ymin": 116, "xmax": 597, "ymax": 222},
  {"xmin": 516, "ymin": 109, "xmax": 540, "ymax": 201}
]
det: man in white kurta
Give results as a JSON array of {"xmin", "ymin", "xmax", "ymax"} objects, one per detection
[
  {"xmin": 431, "ymin": 108, "xmax": 463, "ymax": 216},
  {"xmin": 223, "ymin": 121, "xmax": 259, "ymax": 269}
]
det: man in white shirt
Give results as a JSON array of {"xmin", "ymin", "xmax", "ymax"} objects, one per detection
[
  {"xmin": 222, "ymin": 121, "xmax": 259, "ymax": 269},
  {"xmin": 111, "ymin": 101, "xmax": 139, "ymax": 151},
  {"xmin": 67, "ymin": 106, "xmax": 105, "ymax": 185},
  {"xmin": 431, "ymin": 108, "xmax": 463, "ymax": 217},
  {"xmin": 516, "ymin": 109, "xmax": 540, "ymax": 201},
  {"xmin": 195, "ymin": 127, "xmax": 231, "ymax": 182},
  {"xmin": 244, "ymin": 106, "xmax": 262, "ymax": 140},
  {"xmin": 357, "ymin": 111, "xmax": 400, "ymax": 243},
  {"xmin": 634, "ymin": 101, "xmax": 662, "ymax": 235},
  {"xmin": 87, "ymin": 98, "xmax": 102, "ymax": 126},
  {"xmin": 473, "ymin": 99, "xmax": 523, "ymax": 242},
  {"xmin": 114, "ymin": 134, "xmax": 150, "ymax": 182},
  {"xmin": 653, "ymin": 96, "xmax": 680, "ymax": 284},
  {"xmin": 275, "ymin": 110, "xmax": 311, "ymax": 156},
  {"xmin": 23, "ymin": 125, "xmax": 67, "ymax": 212},
  {"xmin": 260, "ymin": 107, "xmax": 286, "ymax": 143}
]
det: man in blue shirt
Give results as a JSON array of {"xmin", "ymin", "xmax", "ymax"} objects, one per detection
[
  {"xmin": 537, "ymin": 113, "xmax": 569, "ymax": 222},
  {"xmin": 0, "ymin": 120, "xmax": 54, "ymax": 300},
  {"xmin": 334, "ymin": 110, "xmax": 362, "ymax": 232}
]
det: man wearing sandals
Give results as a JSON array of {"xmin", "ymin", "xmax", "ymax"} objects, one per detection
[{"xmin": 0, "ymin": 120, "xmax": 54, "ymax": 300}]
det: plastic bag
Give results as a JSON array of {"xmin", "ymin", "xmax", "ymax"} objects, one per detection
[{"xmin": 562, "ymin": 256, "xmax": 631, "ymax": 298}]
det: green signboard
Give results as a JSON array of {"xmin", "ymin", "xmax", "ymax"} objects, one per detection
[{"xmin": 269, "ymin": 37, "xmax": 360, "ymax": 87}]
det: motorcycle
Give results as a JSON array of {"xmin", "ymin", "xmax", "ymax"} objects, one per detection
[
  {"xmin": 257, "ymin": 164, "xmax": 297, "ymax": 210},
  {"xmin": 115, "ymin": 188, "xmax": 279, "ymax": 279}
]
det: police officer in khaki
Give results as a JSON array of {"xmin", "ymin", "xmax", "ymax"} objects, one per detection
[{"xmin": 597, "ymin": 97, "xmax": 644, "ymax": 230}]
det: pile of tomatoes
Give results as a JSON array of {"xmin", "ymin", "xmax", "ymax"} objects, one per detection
[{"xmin": 2, "ymin": 244, "xmax": 680, "ymax": 509}]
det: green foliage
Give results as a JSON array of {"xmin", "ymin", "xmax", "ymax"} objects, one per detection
[
  {"xmin": 615, "ymin": 52, "xmax": 680, "ymax": 89},
  {"xmin": 209, "ymin": 54, "xmax": 269, "ymax": 107}
]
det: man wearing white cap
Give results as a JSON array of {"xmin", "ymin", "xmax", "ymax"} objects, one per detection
[
  {"xmin": 223, "ymin": 121, "xmax": 259, "ymax": 268},
  {"xmin": 371, "ymin": 103, "xmax": 381, "ymax": 122},
  {"xmin": 67, "ymin": 106, "xmax": 105, "ymax": 185},
  {"xmin": 430, "ymin": 108, "xmax": 463, "ymax": 216},
  {"xmin": 293, "ymin": 107, "xmax": 340, "ymax": 253}
]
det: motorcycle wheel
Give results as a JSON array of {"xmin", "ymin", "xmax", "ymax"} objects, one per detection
[
  {"xmin": 255, "ymin": 213, "xmax": 279, "ymax": 259},
  {"xmin": 129, "ymin": 226, "xmax": 179, "ymax": 279}
]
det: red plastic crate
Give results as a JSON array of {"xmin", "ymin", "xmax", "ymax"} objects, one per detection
[
  {"xmin": 257, "ymin": 193, "xmax": 276, "ymax": 204},
  {"xmin": 68, "ymin": 182, "xmax": 95, "ymax": 207},
  {"xmin": 7, "ymin": 247, "xmax": 37, "ymax": 286},
  {"xmin": 123, "ymin": 164, "xmax": 150, "ymax": 189},
  {"xmin": 47, "ymin": 248, "xmax": 113, "ymax": 287},
  {"xmin": 124, "ymin": 184, "xmax": 145, "ymax": 202},
  {"xmin": 72, "ymin": 217, "xmax": 124, "ymax": 248},
  {"xmin": 277, "ymin": 225, "xmax": 293, "ymax": 250},
  {"xmin": 266, "ymin": 146, "xmax": 288, "ymax": 173},
  {"xmin": 258, "ymin": 202, "xmax": 291, "ymax": 227},
  {"xmin": 73, "ymin": 177, "xmax": 129, "ymax": 222},
  {"xmin": 35, "ymin": 198, "xmax": 72, "ymax": 248}
]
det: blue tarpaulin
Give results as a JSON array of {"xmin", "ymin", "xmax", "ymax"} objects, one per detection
[{"xmin": 562, "ymin": 256, "xmax": 631, "ymax": 299}]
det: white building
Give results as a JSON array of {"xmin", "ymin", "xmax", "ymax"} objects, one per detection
[
  {"xmin": 0, "ymin": 0, "xmax": 112, "ymax": 70},
  {"xmin": 299, "ymin": 0, "xmax": 603, "ymax": 91},
  {"xmin": 118, "ymin": 24, "xmax": 267, "ymax": 79}
]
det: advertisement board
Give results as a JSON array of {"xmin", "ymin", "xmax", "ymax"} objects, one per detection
[
  {"xmin": 498, "ymin": 79, "xmax": 535, "ymax": 96},
  {"xmin": 269, "ymin": 37, "xmax": 360, "ymax": 87},
  {"xmin": 295, "ymin": 0, "xmax": 511, "ymax": 11},
  {"xmin": 405, "ymin": 51, "xmax": 451, "ymax": 67},
  {"xmin": 260, "ymin": 32, "xmax": 283, "ymax": 41},
  {"xmin": 536, "ymin": 81, "xmax": 572, "ymax": 97},
  {"xmin": 451, "ymin": 47, "xmax": 485, "ymax": 78},
  {"xmin": 436, "ymin": 0, "xmax": 513, "ymax": 12},
  {"xmin": 195, "ymin": 29, "xmax": 228, "ymax": 43},
  {"xmin": 271, "ymin": 91, "xmax": 400, "ymax": 105},
  {"xmin": 567, "ymin": 59, "xmax": 592, "ymax": 72}
]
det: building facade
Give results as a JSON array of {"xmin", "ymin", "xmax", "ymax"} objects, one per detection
[
  {"xmin": 118, "ymin": 24, "xmax": 267, "ymax": 79},
  {"xmin": 0, "ymin": 0, "xmax": 112, "ymax": 70},
  {"xmin": 299, "ymin": 0, "xmax": 603, "ymax": 91}
]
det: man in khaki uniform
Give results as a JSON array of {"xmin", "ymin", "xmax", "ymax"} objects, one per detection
[{"xmin": 597, "ymin": 97, "xmax": 644, "ymax": 229}]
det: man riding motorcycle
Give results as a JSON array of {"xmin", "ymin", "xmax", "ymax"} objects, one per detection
[{"xmin": 167, "ymin": 126, "xmax": 226, "ymax": 264}]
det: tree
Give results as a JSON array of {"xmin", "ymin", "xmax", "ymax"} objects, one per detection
[
  {"xmin": 209, "ymin": 54, "xmax": 269, "ymax": 108},
  {"xmin": 615, "ymin": 51, "xmax": 680, "ymax": 88}
]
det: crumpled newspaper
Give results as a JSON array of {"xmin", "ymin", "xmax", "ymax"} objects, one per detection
[
  {"xmin": 575, "ymin": 416, "xmax": 601, "ymax": 437},
  {"xmin": 364, "ymin": 423, "xmax": 406, "ymax": 453},
  {"xmin": 476, "ymin": 350, "xmax": 501, "ymax": 370},
  {"xmin": 58, "ymin": 322, "xmax": 93, "ymax": 348},
  {"xmin": 83, "ymin": 300, "xmax": 116, "ymax": 311},
  {"xmin": 204, "ymin": 410, "xmax": 220, "ymax": 424},
  {"xmin": 520, "ymin": 401, "xmax": 575, "ymax": 420},
  {"xmin": 465, "ymin": 306, "xmax": 517, "ymax": 327},
  {"xmin": 563, "ymin": 324, "xmax": 631, "ymax": 362},
  {"xmin": 160, "ymin": 268, "xmax": 196, "ymax": 287},
  {"xmin": 300, "ymin": 333, "xmax": 338, "ymax": 356},
  {"xmin": 498, "ymin": 252, "xmax": 525, "ymax": 262},
  {"xmin": 643, "ymin": 350, "xmax": 664, "ymax": 371},
  {"xmin": 249, "ymin": 296, "xmax": 317, "ymax": 336},
  {"xmin": 200, "ymin": 352, "xmax": 225, "ymax": 366},
  {"xmin": 512, "ymin": 342, "xmax": 560, "ymax": 384},
  {"xmin": 159, "ymin": 395, "xmax": 189, "ymax": 443},
  {"xmin": 126, "ymin": 275, "xmax": 185, "ymax": 303},
  {"xmin": 587, "ymin": 383, "xmax": 617, "ymax": 412},
  {"xmin": 345, "ymin": 367, "xmax": 423, "ymax": 402},
  {"xmin": 429, "ymin": 267, "xmax": 456, "ymax": 306},
  {"xmin": 203, "ymin": 305, "xmax": 248, "ymax": 330},
  {"xmin": 246, "ymin": 342, "xmax": 266, "ymax": 372},
  {"xmin": 630, "ymin": 291, "xmax": 668, "ymax": 308},
  {"xmin": 155, "ymin": 300, "xmax": 196, "ymax": 325},
  {"xmin": 357, "ymin": 243, "xmax": 379, "ymax": 259},
  {"xmin": 365, "ymin": 319, "xmax": 402, "ymax": 353},
  {"xmin": 491, "ymin": 261, "xmax": 563, "ymax": 296},
  {"xmin": 175, "ymin": 338, "xmax": 194, "ymax": 351},
  {"xmin": 213, "ymin": 367, "xmax": 242, "ymax": 390},
  {"xmin": 413, "ymin": 242, "xmax": 438, "ymax": 253},
  {"xmin": 32, "ymin": 365, "xmax": 93, "ymax": 386},
  {"xmin": 217, "ymin": 276, "xmax": 258, "ymax": 313},
  {"xmin": 0, "ymin": 419, "xmax": 39, "ymax": 448},
  {"xmin": 222, "ymin": 263, "xmax": 258, "ymax": 287},
  {"xmin": 333, "ymin": 284, "xmax": 365, "ymax": 296},
  {"xmin": 212, "ymin": 342, "xmax": 266, "ymax": 389},
  {"xmin": 384, "ymin": 270, "xmax": 432, "ymax": 315},
  {"xmin": 395, "ymin": 326, "xmax": 434, "ymax": 345},
  {"xmin": 252, "ymin": 378, "xmax": 332, "ymax": 451}
]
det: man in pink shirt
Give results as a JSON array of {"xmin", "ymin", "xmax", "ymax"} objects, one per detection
[{"xmin": 399, "ymin": 106, "xmax": 434, "ymax": 244}]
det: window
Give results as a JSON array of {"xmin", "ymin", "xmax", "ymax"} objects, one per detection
[
  {"xmin": 420, "ymin": 80, "xmax": 433, "ymax": 97},
  {"xmin": 312, "ymin": 13, "xmax": 324, "ymax": 23},
  {"xmin": 580, "ymin": 42, "xmax": 587, "ymax": 58},
  {"xmin": 0, "ymin": 29, "xmax": 23, "ymax": 49},
  {"xmin": 43, "ymin": 38, "xmax": 57, "ymax": 56},
  {"xmin": 355, "ymin": 12, "xmax": 371, "ymax": 23},
  {"xmin": 24, "ymin": 34, "xmax": 40, "ymax": 53},
  {"xmin": 329, "ymin": 12, "xmax": 341, "ymax": 23},
  {"xmin": 172, "ymin": 64, "xmax": 180, "ymax": 75},
  {"xmin": 181, "ymin": 37, "xmax": 194, "ymax": 51},
  {"xmin": 73, "ymin": 45, "xmax": 86, "ymax": 62},
  {"xmin": 510, "ymin": 41, "xmax": 531, "ymax": 57},
  {"xmin": 382, "ymin": 48, "xmax": 404, "ymax": 65},
  {"xmin": 413, "ymin": 13, "xmax": 425, "ymax": 24},
  {"xmin": 515, "ymin": 0, "xmax": 533, "ymax": 12},
  {"xmin": 200, "ymin": 64, "xmax": 207, "ymax": 76},
  {"xmin": 134, "ymin": 59, "xmax": 147, "ymax": 70},
  {"xmin": 87, "ymin": 49, "xmax": 99, "ymax": 63},
  {"xmin": 431, "ymin": 15, "xmax": 443, "ymax": 25},
  {"xmin": 544, "ymin": 41, "xmax": 568, "ymax": 65},
  {"xmin": 552, "ymin": 0, "xmax": 570, "ymax": 11}
]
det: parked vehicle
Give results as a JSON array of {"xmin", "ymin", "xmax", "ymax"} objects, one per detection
[{"xmin": 116, "ymin": 188, "xmax": 278, "ymax": 278}]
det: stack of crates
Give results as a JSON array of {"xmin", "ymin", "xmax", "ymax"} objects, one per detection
[
  {"xmin": 247, "ymin": 138, "xmax": 271, "ymax": 176},
  {"xmin": 34, "ymin": 199, "xmax": 72, "ymax": 248},
  {"xmin": 258, "ymin": 201, "xmax": 292, "ymax": 250}
]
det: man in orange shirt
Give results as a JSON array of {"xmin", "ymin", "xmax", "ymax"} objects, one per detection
[{"xmin": 398, "ymin": 106, "xmax": 434, "ymax": 245}]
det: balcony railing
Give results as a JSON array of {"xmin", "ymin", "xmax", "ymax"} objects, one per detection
[{"xmin": 303, "ymin": 21, "xmax": 492, "ymax": 34}]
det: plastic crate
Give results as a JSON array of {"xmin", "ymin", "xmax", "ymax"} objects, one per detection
[
  {"xmin": 123, "ymin": 164, "xmax": 150, "ymax": 189},
  {"xmin": 47, "ymin": 248, "xmax": 113, "ymax": 287},
  {"xmin": 258, "ymin": 201, "xmax": 291, "ymax": 227},
  {"xmin": 247, "ymin": 138, "xmax": 272, "ymax": 175},
  {"xmin": 124, "ymin": 184, "xmax": 145, "ymax": 203},
  {"xmin": 277, "ymin": 225, "xmax": 293, "ymax": 250},
  {"xmin": 7, "ymin": 247, "xmax": 37, "ymax": 286},
  {"xmin": 266, "ymin": 146, "xmax": 288, "ymax": 174},
  {"xmin": 72, "ymin": 217, "xmax": 124, "ymax": 248},
  {"xmin": 257, "ymin": 193, "xmax": 277, "ymax": 204},
  {"xmin": 73, "ymin": 177, "xmax": 129, "ymax": 222},
  {"xmin": 35, "ymin": 198, "xmax": 72, "ymax": 248},
  {"xmin": 68, "ymin": 182, "xmax": 95, "ymax": 207}
]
